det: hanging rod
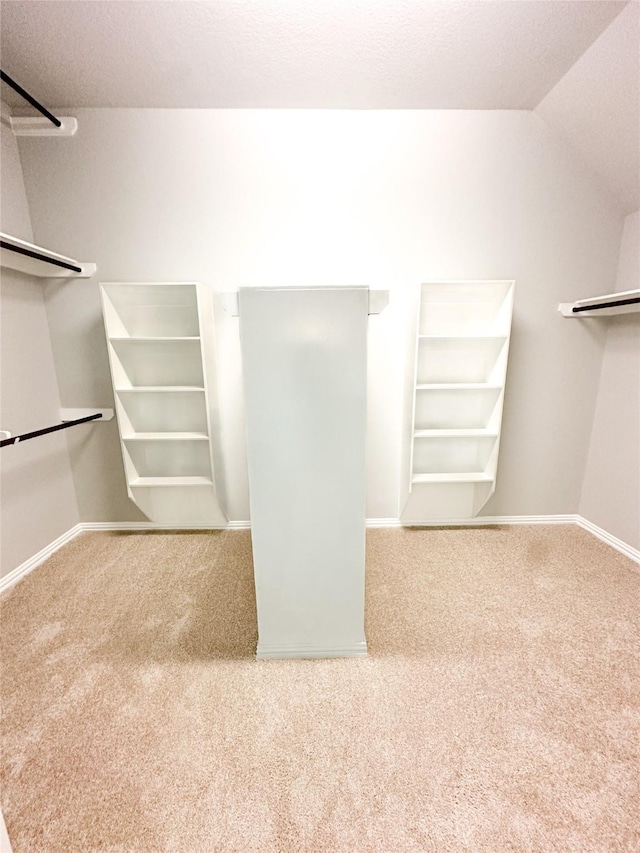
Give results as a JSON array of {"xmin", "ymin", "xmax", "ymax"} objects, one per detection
[
  {"xmin": 0, "ymin": 413, "xmax": 102, "ymax": 448},
  {"xmin": 0, "ymin": 69, "xmax": 61, "ymax": 128},
  {"xmin": 0, "ymin": 239, "xmax": 81, "ymax": 273},
  {"xmin": 572, "ymin": 296, "xmax": 640, "ymax": 314},
  {"xmin": 0, "ymin": 232, "xmax": 96, "ymax": 278},
  {"xmin": 559, "ymin": 289, "xmax": 640, "ymax": 318}
]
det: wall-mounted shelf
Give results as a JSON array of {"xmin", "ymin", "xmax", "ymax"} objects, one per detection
[
  {"xmin": 402, "ymin": 280, "xmax": 514, "ymax": 522},
  {"xmin": 559, "ymin": 289, "xmax": 640, "ymax": 317},
  {"xmin": 100, "ymin": 282, "xmax": 226, "ymax": 524},
  {"xmin": 0, "ymin": 232, "xmax": 96, "ymax": 278}
]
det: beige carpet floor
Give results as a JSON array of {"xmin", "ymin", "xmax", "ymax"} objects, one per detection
[{"xmin": 1, "ymin": 526, "xmax": 639, "ymax": 852}]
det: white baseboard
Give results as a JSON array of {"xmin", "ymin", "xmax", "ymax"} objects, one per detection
[
  {"xmin": 576, "ymin": 516, "xmax": 640, "ymax": 565},
  {"xmin": 375, "ymin": 514, "xmax": 579, "ymax": 527},
  {"xmin": 257, "ymin": 641, "xmax": 368, "ymax": 660},
  {"xmin": 0, "ymin": 523, "xmax": 82, "ymax": 594},
  {"xmin": 2, "ymin": 514, "xmax": 637, "ymax": 595},
  {"xmin": 80, "ymin": 520, "xmax": 251, "ymax": 531}
]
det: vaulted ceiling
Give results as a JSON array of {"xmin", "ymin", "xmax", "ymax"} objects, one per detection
[
  {"xmin": 0, "ymin": 1, "xmax": 627, "ymax": 110},
  {"xmin": 1, "ymin": 1, "xmax": 637, "ymax": 212}
]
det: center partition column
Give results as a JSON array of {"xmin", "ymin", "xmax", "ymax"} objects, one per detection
[{"xmin": 239, "ymin": 286, "xmax": 370, "ymax": 659}]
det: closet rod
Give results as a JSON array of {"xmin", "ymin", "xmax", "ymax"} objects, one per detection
[
  {"xmin": 572, "ymin": 296, "xmax": 640, "ymax": 314},
  {"xmin": 0, "ymin": 70, "xmax": 61, "ymax": 128},
  {"xmin": 0, "ymin": 413, "xmax": 102, "ymax": 448},
  {"xmin": 0, "ymin": 240, "xmax": 82, "ymax": 273}
]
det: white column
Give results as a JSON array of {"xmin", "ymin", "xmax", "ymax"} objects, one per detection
[{"xmin": 239, "ymin": 286, "xmax": 369, "ymax": 659}]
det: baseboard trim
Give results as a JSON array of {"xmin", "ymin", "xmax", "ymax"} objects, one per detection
[
  {"xmin": 390, "ymin": 514, "xmax": 579, "ymax": 527},
  {"xmin": 77, "ymin": 515, "xmax": 579, "ymax": 532},
  {"xmin": 0, "ymin": 523, "xmax": 83, "ymax": 594},
  {"xmin": 3, "ymin": 514, "xmax": 637, "ymax": 595},
  {"xmin": 79, "ymin": 520, "xmax": 251, "ymax": 531},
  {"xmin": 257, "ymin": 641, "xmax": 368, "ymax": 660},
  {"xmin": 576, "ymin": 516, "xmax": 640, "ymax": 565}
]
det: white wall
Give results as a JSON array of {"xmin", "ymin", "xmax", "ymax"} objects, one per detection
[
  {"xmin": 580, "ymin": 211, "xmax": 640, "ymax": 549},
  {"xmin": 16, "ymin": 109, "xmax": 623, "ymax": 523},
  {"xmin": 0, "ymin": 102, "xmax": 79, "ymax": 577},
  {"xmin": 535, "ymin": 2, "xmax": 639, "ymax": 214}
]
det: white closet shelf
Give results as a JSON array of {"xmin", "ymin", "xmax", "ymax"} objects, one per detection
[
  {"xmin": 416, "ymin": 383, "xmax": 502, "ymax": 391},
  {"xmin": 418, "ymin": 334, "xmax": 507, "ymax": 341},
  {"xmin": 130, "ymin": 476, "xmax": 213, "ymax": 488},
  {"xmin": 116, "ymin": 386, "xmax": 205, "ymax": 393},
  {"xmin": 559, "ymin": 289, "xmax": 640, "ymax": 318},
  {"xmin": 414, "ymin": 429, "xmax": 498, "ymax": 438},
  {"xmin": 405, "ymin": 280, "xmax": 514, "ymax": 521},
  {"xmin": 101, "ymin": 280, "xmax": 225, "ymax": 524},
  {"xmin": 108, "ymin": 336, "xmax": 200, "ymax": 342},
  {"xmin": 123, "ymin": 432, "xmax": 209, "ymax": 441},
  {"xmin": 0, "ymin": 232, "xmax": 96, "ymax": 279},
  {"xmin": 412, "ymin": 472, "xmax": 494, "ymax": 484}
]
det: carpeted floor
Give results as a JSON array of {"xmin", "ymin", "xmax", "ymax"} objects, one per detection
[{"xmin": 1, "ymin": 525, "xmax": 639, "ymax": 852}]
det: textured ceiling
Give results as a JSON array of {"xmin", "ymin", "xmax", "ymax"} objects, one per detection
[
  {"xmin": 536, "ymin": 2, "xmax": 639, "ymax": 214},
  {"xmin": 0, "ymin": 1, "xmax": 627, "ymax": 110}
]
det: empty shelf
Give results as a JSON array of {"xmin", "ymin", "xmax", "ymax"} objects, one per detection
[
  {"xmin": 412, "ymin": 473, "xmax": 494, "ymax": 484},
  {"xmin": 418, "ymin": 335, "xmax": 507, "ymax": 341},
  {"xmin": 130, "ymin": 476, "xmax": 213, "ymax": 487},
  {"xmin": 414, "ymin": 429, "xmax": 498, "ymax": 438},
  {"xmin": 415, "ymin": 383, "xmax": 502, "ymax": 391},
  {"xmin": 123, "ymin": 432, "xmax": 209, "ymax": 441},
  {"xmin": 116, "ymin": 386, "xmax": 205, "ymax": 393},
  {"xmin": 108, "ymin": 336, "xmax": 200, "ymax": 342}
]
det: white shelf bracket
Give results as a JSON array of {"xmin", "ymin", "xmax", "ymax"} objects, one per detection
[
  {"xmin": 368, "ymin": 289, "xmax": 390, "ymax": 315},
  {"xmin": 220, "ymin": 292, "xmax": 239, "ymax": 316},
  {"xmin": 10, "ymin": 116, "xmax": 78, "ymax": 137}
]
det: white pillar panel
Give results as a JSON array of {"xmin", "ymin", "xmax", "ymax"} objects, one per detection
[{"xmin": 239, "ymin": 286, "xmax": 369, "ymax": 659}]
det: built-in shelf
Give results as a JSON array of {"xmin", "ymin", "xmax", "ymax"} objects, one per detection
[
  {"xmin": 418, "ymin": 335, "xmax": 507, "ymax": 341},
  {"xmin": 412, "ymin": 472, "xmax": 493, "ymax": 484},
  {"xmin": 101, "ymin": 282, "xmax": 225, "ymax": 523},
  {"xmin": 414, "ymin": 428, "xmax": 499, "ymax": 438},
  {"xmin": 108, "ymin": 336, "xmax": 201, "ymax": 342},
  {"xmin": 415, "ymin": 383, "xmax": 502, "ymax": 391},
  {"xmin": 115, "ymin": 386, "xmax": 205, "ymax": 393},
  {"xmin": 559, "ymin": 289, "xmax": 640, "ymax": 318},
  {"xmin": 123, "ymin": 432, "xmax": 209, "ymax": 441},
  {"xmin": 130, "ymin": 476, "xmax": 213, "ymax": 488},
  {"xmin": 0, "ymin": 231, "xmax": 96, "ymax": 278},
  {"xmin": 403, "ymin": 280, "xmax": 514, "ymax": 522}
]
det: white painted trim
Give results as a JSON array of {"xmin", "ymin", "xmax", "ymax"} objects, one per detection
[
  {"xmin": 0, "ymin": 524, "xmax": 82, "ymax": 594},
  {"xmin": 377, "ymin": 514, "xmax": 579, "ymax": 527},
  {"xmin": 576, "ymin": 516, "xmax": 640, "ymax": 565},
  {"xmin": 79, "ymin": 520, "xmax": 251, "ymax": 531},
  {"xmin": 3, "ymin": 515, "xmax": 637, "ymax": 596},
  {"xmin": 257, "ymin": 641, "xmax": 368, "ymax": 660}
]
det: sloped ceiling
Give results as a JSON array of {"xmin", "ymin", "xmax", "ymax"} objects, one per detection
[
  {"xmin": 536, "ymin": 2, "xmax": 639, "ymax": 215},
  {"xmin": 0, "ymin": 1, "xmax": 626, "ymax": 110}
]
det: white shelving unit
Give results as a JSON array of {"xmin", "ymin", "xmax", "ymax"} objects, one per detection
[
  {"xmin": 100, "ymin": 282, "xmax": 226, "ymax": 524},
  {"xmin": 402, "ymin": 281, "xmax": 514, "ymax": 522}
]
